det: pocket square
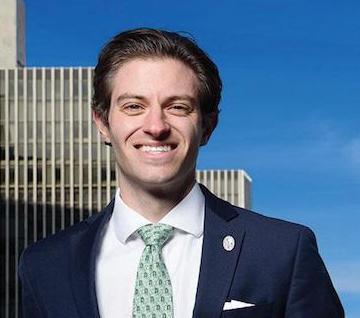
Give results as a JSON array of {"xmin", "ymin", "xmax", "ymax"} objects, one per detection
[{"xmin": 223, "ymin": 299, "xmax": 255, "ymax": 310}]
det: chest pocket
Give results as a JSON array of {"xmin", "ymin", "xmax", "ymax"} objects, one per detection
[{"xmin": 221, "ymin": 302, "xmax": 274, "ymax": 318}]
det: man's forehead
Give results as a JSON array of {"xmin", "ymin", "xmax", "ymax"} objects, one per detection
[
  {"xmin": 109, "ymin": 57, "xmax": 200, "ymax": 101},
  {"xmin": 110, "ymin": 57, "xmax": 197, "ymax": 82}
]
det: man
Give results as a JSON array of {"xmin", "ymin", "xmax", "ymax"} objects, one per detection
[{"xmin": 19, "ymin": 28, "xmax": 344, "ymax": 318}]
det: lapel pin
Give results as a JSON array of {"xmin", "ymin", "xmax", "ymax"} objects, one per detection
[{"xmin": 223, "ymin": 235, "xmax": 235, "ymax": 251}]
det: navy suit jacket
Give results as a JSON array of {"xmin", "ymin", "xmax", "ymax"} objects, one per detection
[{"xmin": 19, "ymin": 185, "xmax": 344, "ymax": 317}]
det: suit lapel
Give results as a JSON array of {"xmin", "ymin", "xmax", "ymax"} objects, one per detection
[
  {"xmin": 193, "ymin": 186, "xmax": 246, "ymax": 318},
  {"xmin": 70, "ymin": 200, "xmax": 114, "ymax": 318}
]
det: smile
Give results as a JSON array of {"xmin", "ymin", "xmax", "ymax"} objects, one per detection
[{"xmin": 136, "ymin": 144, "xmax": 177, "ymax": 153}]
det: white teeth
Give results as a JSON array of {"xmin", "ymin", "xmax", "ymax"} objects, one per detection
[{"xmin": 139, "ymin": 145, "xmax": 172, "ymax": 153}]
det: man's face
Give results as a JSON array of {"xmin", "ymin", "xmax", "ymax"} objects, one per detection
[{"xmin": 94, "ymin": 58, "xmax": 211, "ymax": 192}]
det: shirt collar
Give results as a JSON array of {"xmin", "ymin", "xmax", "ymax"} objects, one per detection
[{"xmin": 111, "ymin": 183, "xmax": 205, "ymax": 244}]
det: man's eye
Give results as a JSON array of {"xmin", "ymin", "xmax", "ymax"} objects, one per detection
[
  {"xmin": 123, "ymin": 104, "xmax": 144, "ymax": 113},
  {"xmin": 125, "ymin": 104, "xmax": 141, "ymax": 109},
  {"xmin": 172, "ymin": 105, "xmax": 186, "ymax": 110},
  {"xmin": 169, "ymin": 104, "xmax": 192, "ymax": 114}
]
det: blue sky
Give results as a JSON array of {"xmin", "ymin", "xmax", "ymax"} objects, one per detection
[{"xmin": 25, "ymin": 0, "xmax": 359, "ymax": 315}]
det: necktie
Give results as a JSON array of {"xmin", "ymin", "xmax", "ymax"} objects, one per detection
[{"xmin": 133, "ymin": 224, "xmax": 174, "ymax": 318}]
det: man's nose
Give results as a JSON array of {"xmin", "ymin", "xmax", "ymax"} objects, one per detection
[{"xmin": 142, "ymin": 107, "xmax": 170, "ymax": 139}]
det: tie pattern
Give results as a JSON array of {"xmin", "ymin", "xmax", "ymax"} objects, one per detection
[{"xmin": 133, "ymin": 224, "xmax": 174, "ymax": 318}]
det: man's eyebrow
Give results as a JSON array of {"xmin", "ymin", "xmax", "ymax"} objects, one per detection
[
  {"xmin": 115, "ymin": 94, "xmax": 197, "ymax": 105},
  {"xmin": 164, "ymin": 95, "xmax": 198, "ymax": 104},
  {"xmin": 115, "ymin": 94, "xmax": 146, "ymax": 104}
]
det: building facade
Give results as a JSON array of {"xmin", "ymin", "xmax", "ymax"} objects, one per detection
[
  {"xmin": 0, "ymin": 67, "xmax": 252, "ymax": 318},
  {"xmin": 0, "ymin": 0, "xmax": 26, "ymax": 68}
]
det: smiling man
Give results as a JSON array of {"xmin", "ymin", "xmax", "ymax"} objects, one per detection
[
  {"xmin": 19, "ymin": 29, "xmax": 344, "ymax": 318},
  {"xmin": 93, "ymin": 57, "xmax": 211, "ymax": 222}
]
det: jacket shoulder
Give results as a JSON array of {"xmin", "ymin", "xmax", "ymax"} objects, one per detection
[
  {"xmin": 202, "ymin": 183, "xmax": 311, "ymax": 235},
  {"xmin": 238, "ymin": 205, "xmax": 312, "ymax": 233},
  {"xmin": 212, "ymin": 191, "xmax": 315, "ymax": 243},
  {"xmin": 19, "ymin": 200, "xmax": 113, "ymax": 268}
]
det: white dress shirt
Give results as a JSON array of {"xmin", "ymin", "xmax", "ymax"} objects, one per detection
[{"xmin": 96, "ymin": 183, "xmax": 205, "ymax": 318}]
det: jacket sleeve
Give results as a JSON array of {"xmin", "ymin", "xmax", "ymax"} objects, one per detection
[
  {"xmin": 285, "ymin": 228, "xmax": 344, "ymax": 318},
  {"xmin": 18, "ymin": 250, "xmax": 44, "ymax": 318}
]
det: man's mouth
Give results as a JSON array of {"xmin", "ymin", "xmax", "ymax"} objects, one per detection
[{"xmin": 135, "ymin": 144, "xmax": 177, "ymax": 153}]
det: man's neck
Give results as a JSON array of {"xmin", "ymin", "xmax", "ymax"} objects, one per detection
[{"xmin": 118, "ymin": 177, "xmax": 196, "ymax": 223}]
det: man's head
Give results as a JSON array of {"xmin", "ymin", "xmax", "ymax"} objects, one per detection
[
  {"xmin": 92, "ymin": 28, "xmax": 222, "ymax": 132},
  {"xmin": 92, "ymin": 28, "xmax": 222, "ymax": 195}
]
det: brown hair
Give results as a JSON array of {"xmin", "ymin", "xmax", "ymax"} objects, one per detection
[{"xmin": 92, "ymin": 28, "xmax": 222, "ymax": 130}]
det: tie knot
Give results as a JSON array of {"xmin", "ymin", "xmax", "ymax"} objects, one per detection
[{"xmin": 137, "ymin": 224, "xmax": 173, "ymax": 247}]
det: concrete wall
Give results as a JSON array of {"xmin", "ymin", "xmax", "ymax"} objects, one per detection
[{"xmin": 0, "ymin": 0, "xmax": 25, "ymax": 68}]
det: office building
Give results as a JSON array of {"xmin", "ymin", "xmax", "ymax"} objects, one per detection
[
  {"xmin": 0, "ymin": 0, "xmax": 26, "ymax": 68},
  {"xmin": 0, "ymin": 3, "xmax": 252, "ymax": 317},
  {"xmin": 0, "ymin": 66, "xmax": 252, "ymax": 317}
]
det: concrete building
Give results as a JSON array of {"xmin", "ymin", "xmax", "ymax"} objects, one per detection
[
  {"xmin": 0, "ymin": 0, "xmax": 26, "ymax": 68},
  {"xmin": 0, "ymin": 66, "xmax": 252, "ymax": 318},
  {"xmin": 0, "ymin": 4, "xmax": 252, "ymax": 318}
]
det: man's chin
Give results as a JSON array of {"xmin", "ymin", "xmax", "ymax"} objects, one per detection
[
  {"xmin": 140, "ymin": 175, "xmax": 179, "ymax": 189},
  {"xmin": 135, "ymin": 171, "xmax": 194, "ymax": 193}
]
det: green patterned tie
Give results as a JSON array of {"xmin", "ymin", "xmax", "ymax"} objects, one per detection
[{"xmin": 133, "ymin": 224, "xmax": 174, "ymax": 318}]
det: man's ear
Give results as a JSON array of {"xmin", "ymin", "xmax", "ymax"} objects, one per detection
[
  {"xmin": 92, "ymin": 111, "xmax": 111, "ymax": 144},
  {"xmin": 200, "ymin": 112, "xmax": 217, "ymax": 146}
]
